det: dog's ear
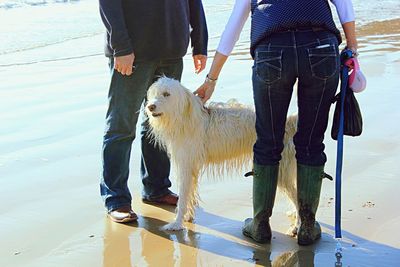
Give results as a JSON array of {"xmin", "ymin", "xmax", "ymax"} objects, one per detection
[
  {"xmin": 183, "ymin": 88, "xmax": 194, "ymax": 116},
  {"xmin": 183, "ymin": 87, "xmax": 208, "ymax": 115}
]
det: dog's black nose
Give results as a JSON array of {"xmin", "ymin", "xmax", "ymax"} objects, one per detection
[{"xmin": 147, "ymin": 104, "xmax": 156, "ymax": 112}]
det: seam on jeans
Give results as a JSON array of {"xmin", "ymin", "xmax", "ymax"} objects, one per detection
[
  {"xmin": 266, "ymin": 44, "xmax": 277, "ymax": 150},
  {"xmin": 267, "ymin": 83, "xmax": 277, "ymax": 150},
  {"xmin": 292, "ymin": 31, "xmax": 299, "ymax": 77},
  {"xmin": 307, "ymin": 79, "xmax": 327, "ymax": 149}
]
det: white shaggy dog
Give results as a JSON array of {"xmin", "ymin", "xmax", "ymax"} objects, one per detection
[{"xmin": 145, "ymin": 77, "xmax": 299, "ymax": 232}]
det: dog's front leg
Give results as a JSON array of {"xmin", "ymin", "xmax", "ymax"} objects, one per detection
[
  {"xmin": 162, "ymin": 163, "xmax": 196, "ymax": 231},
  {"xmin": 184, "ymin": 171, "xmax": 200, "ymax": 222}
]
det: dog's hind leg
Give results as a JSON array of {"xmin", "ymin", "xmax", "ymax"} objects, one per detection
[
  {"xmin": 286, "ymin": 211, "xmax": 299, "ymax": 237},
  {"xmin": 162, "ymin": 163, "xmax": 198, "ymax": 231},
  {"xmin": 278, "ymin": 162, "xmax": 299, "ymax": 237},
  {"xmin": 284, "ymin": 182, "xmax": 300, "ymax": 237}
]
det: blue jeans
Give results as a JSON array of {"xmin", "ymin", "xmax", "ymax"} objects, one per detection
[
  {"xmin": 100, "ymin": 58, "xmax": 183, "ymax": 212},
  {"xmin": 252, "ymin": 29, "xmax": 340, "ymax": 166}
]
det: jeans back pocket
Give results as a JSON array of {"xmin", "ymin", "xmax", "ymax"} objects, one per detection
[
  {"xmin": 254, "ymin": 50, "xmax": 282, "ymax": 84},
  {"xmin": 307, "ymin": 44, "xmax": 339, "ymax": 80}
]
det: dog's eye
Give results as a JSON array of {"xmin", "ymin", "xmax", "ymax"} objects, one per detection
[{"xmin": 162, "ymin": 92, "xmax": 170, "ymax": 97}]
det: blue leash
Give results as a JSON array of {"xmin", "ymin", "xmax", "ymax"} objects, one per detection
[
  {"xmin": 334, "ymin": 49, "xmax": 355, "ymax": 265},
  {"xmin": 335, "ymin": 61, "xmax": 348, "ymax": 239}
]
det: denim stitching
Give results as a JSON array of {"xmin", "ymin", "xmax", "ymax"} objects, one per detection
[
  {"xmin": 267, "ymin": 43, "xmax": 277, "ymax": 151},
  {"xmin": 292, "ymin": 31, "xmax": 299, "ymax": 77},
  {"xmin": 263, "ymin": 37, "xmax": 335, "ymax": 48},
  {"xmin": 257, "ymin": 56, "xmax": 282, "ymax": 64},
  {"xmin": 307, "ymin": 44, "xmax": 337, "ymax": 80},
  {"xmin": 255, "ymin": 49, "xmax": 283, "ymax": 83},
  {"xmin": 260, "ymin": 61, "xmax": 281, "ymax": 71},
  {"xmin": 267, "ymin": 84, "xmax": 277, "ymax": 151},
  {"xmin": 307, "ymin": 79, "xmax": 327, "ymax": 149}
]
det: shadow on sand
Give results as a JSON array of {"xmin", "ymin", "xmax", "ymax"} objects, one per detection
[{"xmin": 102, "ymin": 207, "xmax": 400, "ymax": 266}]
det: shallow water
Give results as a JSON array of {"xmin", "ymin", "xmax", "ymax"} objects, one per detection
[{"xmin": 0, "ymin": 0, "xmax": 399, "ymax": 66}]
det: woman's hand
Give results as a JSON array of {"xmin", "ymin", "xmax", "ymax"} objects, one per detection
[
  {"xmin": 194, "ymin": 51, "xmax": 229, "ymax": 104},
  {"xmin": 194, "ymin": 80, "xmax": 216, "ymax": 104}
]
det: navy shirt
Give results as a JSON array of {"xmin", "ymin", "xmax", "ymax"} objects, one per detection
[
  {"xmin": 99, "ymin": 0, "xmax": 208, "ymax": 60},
  {"xmin": 250, "ymin": 0, "xmax": 341, "ymax": 58}
]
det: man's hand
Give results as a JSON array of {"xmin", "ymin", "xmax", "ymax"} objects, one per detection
[
  {"xmin": 193, "ymin": 54, "xmax": 207, "ymax": 74},
  {"xmin": 114, "ymin": 53, "xmax": 135, "ymax": 76},
  {"xmin": 194, "ymin": 81, "xmax": 215, "ymax": 104}
]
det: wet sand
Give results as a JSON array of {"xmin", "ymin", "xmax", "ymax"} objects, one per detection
[{"xmin": 1, "ymin": 21, "xmax": 400, "ymax": 266}]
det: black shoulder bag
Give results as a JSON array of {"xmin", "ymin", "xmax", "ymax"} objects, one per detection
[{"xmin": 331, "ymin": 52, "xmax": 363, "ymax": 140}]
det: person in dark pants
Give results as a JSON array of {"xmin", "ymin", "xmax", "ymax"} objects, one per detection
[
  {"xmin": 195, "ymin": 0, "xmax": 358, "ymax": 245},
  {"xmin": 99, "ymin": 0, "xmax": 208, "ymax": 223}
]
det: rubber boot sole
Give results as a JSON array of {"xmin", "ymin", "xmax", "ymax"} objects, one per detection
[
  {"xmin": 242, "ymin": 218, "xmax": 271, "ymax": 244},
  {"xmin": 297, "ymin": 222, "xmax": 322, "ymax": 246},
  {"xmin": 297, "ymin": 232, "xmax": 321, "ymax": 246}
]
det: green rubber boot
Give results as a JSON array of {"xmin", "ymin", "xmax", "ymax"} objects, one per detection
[
  {"xmin": 297, "ymin": 164, "xmax": 325, "ymax": 246},
  {"xmin": 242, "ymin": 163, "xmax": 278, "ymax": 243}
]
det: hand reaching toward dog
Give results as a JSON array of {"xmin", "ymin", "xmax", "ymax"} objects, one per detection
[
  {"xmin": 194, "ymin": 51, "xmax": 228, "ymax": 104},
  {"xmin": 194, "ymin": 80, "xmax": 216, "ymax": 104}
]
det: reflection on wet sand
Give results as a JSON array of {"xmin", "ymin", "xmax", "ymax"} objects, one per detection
[
  {"xmin": 271, "ymin": 250, "xmax": 315, "ymax": 267},
  {"xmin": 102, "ymin": 204, "xmax": 318, "ymax": 267},
  {"xmin": 103, "ymin": 219, "xmax": 136, "ymax": 267},
  {"xmin": 103, "ymin": 204, "xmax": 202, "ymax": 267},
  {"xmin": 101, "ymin": 198, "xmax": 400, "ymax": 266}
]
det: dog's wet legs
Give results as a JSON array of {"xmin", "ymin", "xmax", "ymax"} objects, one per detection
[
  {"xmin": 184, "ymin": 171, "xmax": 200, "ymax": 222},
  {"xmin": 162, "ymin": 164, "xmax": 197, "ymax": 231}
]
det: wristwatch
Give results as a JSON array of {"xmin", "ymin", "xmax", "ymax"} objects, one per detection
[{"xmin": 205, "ymin": 74, "xmax": 217, "ymax": 84}]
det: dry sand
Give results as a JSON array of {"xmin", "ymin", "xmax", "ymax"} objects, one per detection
[{"xmin": 1, "ymin": 22, "xmax": 400, "ymax": 267}]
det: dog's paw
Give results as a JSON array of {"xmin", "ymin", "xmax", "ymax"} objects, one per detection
[
  {"xmin": 286, "ymin": 225, "xmax": 298, "ymax": 237},
  {"xmin": 161, "ymin": 222, "xmax": 186, "ymax": 231}
]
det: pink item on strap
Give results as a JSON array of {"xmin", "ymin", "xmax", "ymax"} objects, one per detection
[{"xmin": 345, "ymin": 58, "xmax": 367, "ymax": 93}]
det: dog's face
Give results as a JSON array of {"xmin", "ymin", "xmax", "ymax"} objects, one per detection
[{"xmin": 146, "ymin": 77, "xmax": 194, "ymax": 120}]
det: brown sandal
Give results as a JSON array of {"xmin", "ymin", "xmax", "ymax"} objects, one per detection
[
  {"xmin": 108, "ymin": 206, "xmax": 138, "ymax": 223},
  {"xmin": 142, "ymin": 192, "xmax": 179, "ymax": 206}
]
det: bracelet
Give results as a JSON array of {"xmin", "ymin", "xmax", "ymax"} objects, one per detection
[
  {"xmin": 350, "ymin": 49, "xmax": 359, "ymax": 57},
  {"xmin": 205, "ymin": 74, "xmax": 218, "ymax": 84}
]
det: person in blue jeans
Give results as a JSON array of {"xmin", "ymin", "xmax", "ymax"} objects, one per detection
[
  {"xmin": 195, "ymin": 0, "xmax": 358, "ymax": 245},
  {"xmin": 99, "ymin": 0, "xmax": 208, "ymax": 223}
]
